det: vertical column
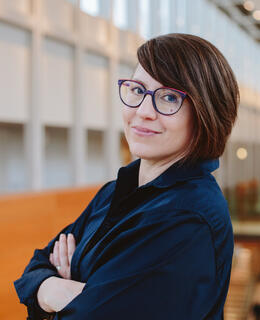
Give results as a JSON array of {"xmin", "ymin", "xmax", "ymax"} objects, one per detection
[
  {"xmin": 252, "ymin": 108, "xmax": 257, "ymax": 183},
  {"xmin": 175, "ymin": 0, "xmax": 188, "ymax": 33},
  {"xmin": 185, "ymin": 0, "xmax": 193, "ymax": 34},
  {"xmin": 99, "ymin": 0, "xmax": 111, "ymax": 19},
  {"xmin": 25, "ymin": 0, "xmax": 43, "ymax": 190},
  {"xmin": 160, "ymin": 0, "xmax": 170, "ymax": 34},
  {"xmin": 187, "ymin": 0, "xmax": 203, "ymax": 35},
  {"xmin": 149, "ymin": 0, "xmax": 161, "ymax": 37},
  {"xmin": 127, "ymin": 0, "xmax": 138, "ymax": 32},
  {"xmin": 106, "ymin": 57, "xmax": 121, "ymax": 180},
  {"xmin": 245, "ymin": 39, "xmax": 254, "ymax": 185},
  {"xmin": 104, "ymin": 0, "xmax": 121, "ymax": 180},
  {"xmin": 168, "ymin": 0, "xmax": 177, "ymax": 33},
  {"xmin": 200, "ymin": 0, "xmax": 216, "ymax": 42},
  {"xmin": 135, "ymin": 0, "xmax": 141, "ymax": 36},
  {"xmin": 216, "ymin": 10, "xmax": 228, "ymax": 54},
  {"xmin": 257, "ymin": 46, "xmax": 260, "ymax": 107},
  {"xmin": 139, "ymin": 0, "xmax": 149, "ymax": 38},
  {"xmin": 70, "ymin": 0, "xmax": 86, "ymax": 186}
]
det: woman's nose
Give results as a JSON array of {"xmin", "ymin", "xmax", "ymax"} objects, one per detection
[{"xmin": 136, "ymin": 94, "xmax": 157, "ymax": 120}]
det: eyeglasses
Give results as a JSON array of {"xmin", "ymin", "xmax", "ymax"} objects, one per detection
[{"xmin": 118, "ymin": 79, "xmax": 187, "ymax": 116}]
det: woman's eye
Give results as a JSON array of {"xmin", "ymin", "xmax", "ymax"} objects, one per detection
[
  {"xmin": 162, "ymin": 94, "xmax": 177, "ymax": 103},
  {"xmin": 132, "ymin": 87, "xmax": 144, "ymax": 95}
]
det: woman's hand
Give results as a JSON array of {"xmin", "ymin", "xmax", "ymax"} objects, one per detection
[
  {"xmin": 37, "ymin": 276, "xmax": 85, "ymax": 313},
  {"xmin": 49, "ymin": 233, "xmax": 76, "ymax": 280}
]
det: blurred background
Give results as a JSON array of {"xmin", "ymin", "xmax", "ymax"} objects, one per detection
[{"xmin": 0, "ymin": 0, "xmax": 259, "ymax": 319}]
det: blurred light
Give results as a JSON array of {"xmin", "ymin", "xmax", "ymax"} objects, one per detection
[
  {"xmin": 80, "ymin": 0, "xmax": 98, "ymax": 16},
  {"xmin": 113, "ymin": 0, "xmax": 127, "ymax": 29},
  {"xmin": 243, "ymin": 0, "xmax": 255, "ymax": 11},
  {"xmin": 252, "ymin": 10, "xmax": 260, "ymax": 20},
  {"xmin": 236, "ymin": 147, "xmax": 248, "ymax": 160}
]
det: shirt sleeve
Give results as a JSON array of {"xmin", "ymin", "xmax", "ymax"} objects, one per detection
[
  {"xmin": 13, "ymin": 207, "xmax": 90, "ymax": 320},
  {"xmin": 13, "ymin": 181, "xmax": 113, "ymax": 320},
  {"xmin": 53, "ymin": 212, "xmax": 230, "ymax": 320}
]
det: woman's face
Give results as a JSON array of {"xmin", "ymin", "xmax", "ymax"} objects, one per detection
[{"xmin": 122, "ymin": 63, "xmax": 194, "ymax": 162}]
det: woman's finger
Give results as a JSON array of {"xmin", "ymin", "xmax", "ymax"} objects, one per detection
[
  {"xmin": 53, "ymin": 241, "xmax": 61, "ymax": 268},
  {"xmin": 59, "ymin": 234, "xmax": 69, "ymax": 268},
  {"xmin": 49, "ymin": 252, "xmax": 54, "ymax": 265},
  {"xmin": 67, "ymin": 233, "xmax": 76, "ymax": 265}
]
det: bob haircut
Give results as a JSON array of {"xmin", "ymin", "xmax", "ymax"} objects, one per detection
[{"xmin": 136, "ymin": 33, "xmax": 240, "ymax": 165}]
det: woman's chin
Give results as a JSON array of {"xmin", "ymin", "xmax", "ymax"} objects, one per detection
[{"xmin": 129, "ymin": 145, "xmax": 159, "ymax": 161}]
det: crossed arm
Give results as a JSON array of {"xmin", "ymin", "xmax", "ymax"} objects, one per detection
[
  {"xmin": 34, "ymin": 214, "xmax": 225, "ymax": 320},
  {"xmin": 37, "ymin": 233, "xmax": 85, "ymax": 313}
]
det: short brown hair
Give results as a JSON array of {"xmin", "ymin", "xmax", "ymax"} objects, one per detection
[{"xmin": 137, "ymin": 33, "xmax": 240, "ymax": 165}]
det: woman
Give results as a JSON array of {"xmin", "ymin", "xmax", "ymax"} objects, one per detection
[{"xmin": 14, "ymin": 33, "xmax": 239, "ymax": 320}]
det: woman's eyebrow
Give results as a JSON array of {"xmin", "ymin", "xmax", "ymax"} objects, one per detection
[{"xmin": 132, "ymin": 78, "xmax": 147, "ymax": 86}]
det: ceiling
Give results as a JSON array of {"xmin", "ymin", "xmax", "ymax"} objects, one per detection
[{"xmin": 209, "ymin": 0, "xmax": 260, "ymax": 42}]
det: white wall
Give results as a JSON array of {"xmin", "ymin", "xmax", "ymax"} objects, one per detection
[
  {"xmin": 41, "ymin": 38, "xmax": 74, "ymax": 126},
  {"xmin": 0, "ymin": 22, "xmax": 31, "ymax": 123},
  {"xmin": 83, "ymin": 53, "xmax": 108, "ymax": 129}
]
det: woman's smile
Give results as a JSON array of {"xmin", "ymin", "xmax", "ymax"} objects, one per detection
[{"xmin": 131, "ymin": 125, "xmax": 162, "ymax": 136}]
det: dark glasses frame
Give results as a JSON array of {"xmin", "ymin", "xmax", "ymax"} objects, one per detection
[{"xmin": 118, "ymin": 79, "xmax": 187, "ymax": 116}]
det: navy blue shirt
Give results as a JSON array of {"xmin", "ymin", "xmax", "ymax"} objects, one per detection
[{"xmin": 14, "ymin": 157, "xmax": 234, "ymax": 320}]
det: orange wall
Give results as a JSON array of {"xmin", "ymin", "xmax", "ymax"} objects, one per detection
[{"xmin": 0, "ymin": 185, "xmax": 101, "ymax": 320}]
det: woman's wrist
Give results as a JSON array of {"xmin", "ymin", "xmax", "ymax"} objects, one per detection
[
  {"xmin": 37, "ymin": 276, "xmax": 58, "ymax": 313},
  {"xmin": 37, "ymin": 276, "xmax": 86, "ymax": 313}
]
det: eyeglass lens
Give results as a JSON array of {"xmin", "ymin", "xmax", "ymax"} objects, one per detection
[{"xmin": 119, "ymin": 80, "xmax": 183, "ymax": 115}]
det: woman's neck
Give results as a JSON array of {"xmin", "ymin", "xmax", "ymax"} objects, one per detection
[{"xmin": 138, "ymin": 156, "xmax": 182, "ymax": 187}]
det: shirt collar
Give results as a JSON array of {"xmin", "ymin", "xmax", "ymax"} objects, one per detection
[
  {"xmin": 151, "ymin": 157, "xmax": 219, "ymax": 188},
  {"xmin": 117, "ymin": 157, "xmax": 219, "ymax": 191}
]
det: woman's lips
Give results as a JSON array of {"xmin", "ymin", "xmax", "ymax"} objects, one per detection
[{"xmin": 131, "ymin": 126, "xmax": 161, "ymax": 136}]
